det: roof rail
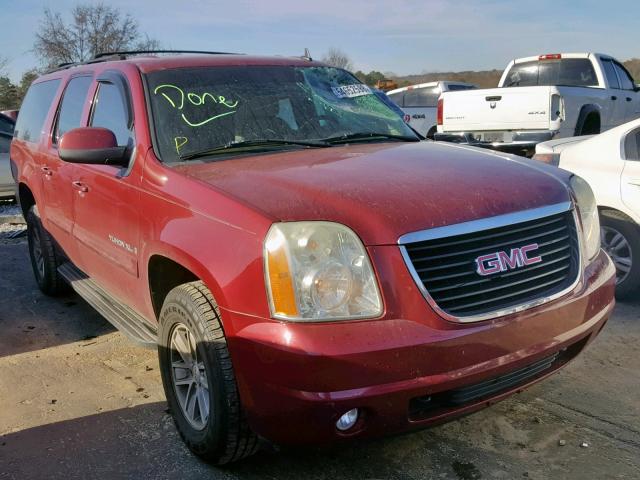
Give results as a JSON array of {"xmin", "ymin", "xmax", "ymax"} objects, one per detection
[
  {"xmin": 93, "ymin": 50, "xmax": 241, "ymax": 59},
  {"xmin": 46, "ymin": 50, "xmax": 243, "ymax": 74}
]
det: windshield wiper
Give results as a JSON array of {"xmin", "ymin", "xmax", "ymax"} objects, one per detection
[
  {"xmin": 179, "ymin": 138, "xmax": 330, "ymax": 161},
  {"xmin": 321, "ymin": 132, "xmax": 420, "ymax": 144}
]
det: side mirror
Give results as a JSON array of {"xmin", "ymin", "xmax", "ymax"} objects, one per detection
[{"xmin": 59, "ymin": 127, "xmax": 128, "ymax": 166}]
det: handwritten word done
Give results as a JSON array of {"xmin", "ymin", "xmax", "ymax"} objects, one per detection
[{"xmin": 154, "ymin": 84, "xmax": 239, "ymax": 127}]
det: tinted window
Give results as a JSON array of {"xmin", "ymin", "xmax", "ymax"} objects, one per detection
[
  {"xmin": 0, "ymin": 133, "xmax": 10, "ymax": 153},
  {"xmin": 54, "ymin": 76, "xmax": 93, "ymax": 143},
  {"xmin": 0, "ymin": 115, "xmax": 14, "ymax": 135},
  {"xmin": 624, "ymin": 128, "xmax": 640, "ymax": 160},
  {"xmin": 403, "ymin": 87, "xmax": 439, "ymax": 107},
  {"xmin": 504, "ymin": 59, "xmax": 597, "ymax": 87},
  {"xmin": 446, "ymin": 84, "xmax": 476, "ymax": 91},
  {"xmin": 387, "ymin": 91, "xmax": 404, "ymax": 107},
  {"xmin": 602, "ymin": 60, "xmax": 620, "ymax": 89},
  {"xmin": 14, "ymin": 79, "xmax": 60, "ymax": 143},
  {"xmin": 614, "ymin": 62, "xmax": 635, "ymax": 90},
  {"xmin": 91, "ymin": 82, "xmax": 132, "ymax": 146}
]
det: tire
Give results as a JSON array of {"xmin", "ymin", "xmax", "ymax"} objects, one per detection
[
  {"xmin": 600, "ymin": 210, "xmax": 640, "ymax": 300},
  {"xmin": 25, "ymin": 205, "xmax": 68, "ymax": 295},
  {"xmin": 158, "ymin": 281, "xmax": 259, "ymax": 464},
  {"xmin": 426, "ymin": 126, "xmax": 437, "ymax": 140}
]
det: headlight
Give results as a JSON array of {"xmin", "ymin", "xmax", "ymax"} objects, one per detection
[
  {"xmin": 264, "ymin": 222, "xmax": 383, "ymax": 321},
  {"xmin": 570, "ymin": 175, "xmax": 600, "ymax": 261}
]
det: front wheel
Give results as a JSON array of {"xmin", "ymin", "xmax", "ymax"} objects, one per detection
[
  {"xmin": 600, "ymin": 210, "xmax": 640, "ymax": 300},
  {"xmin": 158, "ymin": 281, "xmax": 259, "ymax": 464}
]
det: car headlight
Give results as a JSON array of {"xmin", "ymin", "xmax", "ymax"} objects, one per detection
[
  {"xmin": 264, "ymin": 222, "xmax": 383, "ymax": 321},
  {"xmin": 570, "ymin": 175, "xmax": 600, "ymax": 261}
]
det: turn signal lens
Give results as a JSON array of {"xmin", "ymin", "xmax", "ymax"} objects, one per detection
[{"xmin": 265, "ymin": 228, "xmax": 298, "ymax": 317}]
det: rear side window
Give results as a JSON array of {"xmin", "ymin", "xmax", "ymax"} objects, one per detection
[
  {"xmin": 504, "ymin": 59, "xmax": 597, "ymax": 87},
  {"xmin": 54, "ymin": 76, "xmax": 93, "ymax": 144},
  {"xmin": 403, "ymin": 88, "xmax": 439, "ymax": 108},
  {"xmin": 387, "ymin": 91, "xmax": 404, "ymax": 107},
  {"xmin": 90, "ymin": 82, "xmax": 132, "ymax": 146},
  {"xmin": 14, "ymin": 79, "xmax": 61, "ymax": 143},
  {"xmin": 613, "ymin": 62, "xmax": 635, "ymax": 90},
  {"xmin": 602, "ymin": 60, "xmax": 620, "ymax": 89}
]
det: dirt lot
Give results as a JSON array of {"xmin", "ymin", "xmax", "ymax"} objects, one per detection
[{"xmin": 0, "ymin": 238, "xmax": 639, "ymax": 480}]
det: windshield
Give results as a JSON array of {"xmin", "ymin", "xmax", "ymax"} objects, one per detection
[
  {"xmin": 145, "ymin": 65, "xmax": 417, "ymax": 162},
  {"xmin": 503, "ymin": 59, "xmax": 598, "ymax": 87}
]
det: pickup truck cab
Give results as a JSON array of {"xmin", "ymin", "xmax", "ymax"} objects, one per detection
[
  {"xmin": 387, "ymin": 81, "xmax": 476, "ymax": 138},
  {"xmin": 436, "ymin": 53, "xmax": 640, "ymax": 156},
  {"xmin": 10, "ymin": 51, "xmax": 615, "ymax": 464}
]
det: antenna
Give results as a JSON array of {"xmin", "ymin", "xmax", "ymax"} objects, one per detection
[{"xmin": 302, "ymin": 48, "xmax": 312, "ymax": 61}]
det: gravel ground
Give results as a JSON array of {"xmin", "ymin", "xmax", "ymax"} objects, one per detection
[
  {"xmin": 0, "ymin": 199, "xmax": 21, "ymax": 218},
  {"xmin": 0, "ymin": 240, "xmax": 639, "ymax": 479}
]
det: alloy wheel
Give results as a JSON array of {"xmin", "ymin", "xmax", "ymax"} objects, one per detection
[
  {"xmin": 30, "ymin": 225, "xmax": 45, "ymax": 280},
  {"xmin": 601, "ymin": 226, "xmax": 633, "ymax": 285},
  {"xmin": 169, "ymin": 323, "xmax": 210, "ymax": 430}
]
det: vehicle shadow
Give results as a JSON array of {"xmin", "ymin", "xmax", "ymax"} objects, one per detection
[
  {"xmin": 0, "ymin": 242, "xmax": 115, "ymax": 359},
  {"xmin": 0, "ymin": 401, "xmax": 482, "ymax": 480}
]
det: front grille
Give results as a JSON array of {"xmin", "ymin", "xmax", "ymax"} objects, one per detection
[{"xmin": 403, "ymin": 209, "xmax": 580, "ymax": 318}]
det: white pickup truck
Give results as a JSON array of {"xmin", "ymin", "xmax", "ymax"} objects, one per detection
[{"xmin": 435, "ymin": 53, "xmax": 640, "ymax": 156}]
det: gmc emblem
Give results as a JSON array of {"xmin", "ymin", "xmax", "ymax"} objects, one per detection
[{"xmin": 475, "ymin": 243, "xmax": 542, "ymax": 276}]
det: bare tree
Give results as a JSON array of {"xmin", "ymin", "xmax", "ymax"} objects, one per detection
[
  {"xmin": 321, "ymin": 48, "xmax": 354, "ymax": 71},
  {"xmin": 33, "ymin": 3, "xmax": 159, "ymax": 68}
]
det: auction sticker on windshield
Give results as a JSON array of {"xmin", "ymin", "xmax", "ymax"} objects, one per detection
[{"xmin": 332, "ymin": 84, "xmax": 372, "ymax": 98}]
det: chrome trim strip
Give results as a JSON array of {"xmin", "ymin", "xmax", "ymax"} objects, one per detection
[
  {"xmin": 398, "ymin": 202, "xmax": 572, "ymax": 245},
  {"xmin": 398, "ymin": 202, "xmax": 582, "ymax": 323}
]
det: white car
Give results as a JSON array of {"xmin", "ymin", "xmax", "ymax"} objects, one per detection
[
  {"xmin": 437, "ymin": 53, "xmax": 640, "ymax": 156},
  {"xmin": 534, "ymin": 119, "xmax": 640, "ymax": 297},
  {"xmin": 387, "ymin": 81, "xmax": 476, "ymax": 138}
]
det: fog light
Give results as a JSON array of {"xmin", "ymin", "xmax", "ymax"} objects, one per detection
[{"xmin": 336, "ymin": 408, "xmax": 359, "ymax": 431}]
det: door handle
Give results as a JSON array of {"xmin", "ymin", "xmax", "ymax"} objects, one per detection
[
  {"xmin": 611, "ymin": 95, "xmax": 617, "ymax": 101},
  {"xmin": 626, "ymin": 97, "xmax": 633, "ymax": 102},
  {"xmin": 72, "ymin": 181, "xmax": 89, "ymax": 193},
  {"xmin": 41, "ymin": 166, "xmax": 52, "ymax": 176}
]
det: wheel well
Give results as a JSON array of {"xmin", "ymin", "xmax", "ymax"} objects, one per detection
[
  {"xmin": 148, "ymin": 255, "xmax": 199, "ymax": 319},
  {"xmin": 575, "ymin": 105, "xmax": 600, "ymax": 136},
  {"xmin": 598, "ymin": 206, "xmax": 637, "ymax": 224},
  {"xmin": 582, "ymin": 113, "xmax": 600, "ymax": 135},
  {"xmin": 426, "ymin": 126, "xmax": 437, "ymax": 139},
  {"xmin": 18, "ymin": 183, "xmax": 35, "ymax": 217}
]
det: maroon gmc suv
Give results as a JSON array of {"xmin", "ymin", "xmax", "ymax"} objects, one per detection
[{"xmin": 9, "ymin": 51, "xmax": 616, "ymax": 464}]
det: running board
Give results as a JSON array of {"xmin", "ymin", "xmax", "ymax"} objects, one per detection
[{"xmin": 58, "ymin": 262, "xmax": 158, "ymax": 348}]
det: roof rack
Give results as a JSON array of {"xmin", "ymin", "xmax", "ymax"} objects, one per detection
[
  {"xmin": 48, "ymin": 50, "xmax": 241, "ymax": 73},
  {"xmin": 93, "ymin": 49, "xmax": 241, "ymax": 59}
]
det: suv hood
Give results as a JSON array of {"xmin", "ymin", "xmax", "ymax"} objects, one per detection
[{"xmin": 175, "ymin": 142, "xmax": 570, "ymax": 245}]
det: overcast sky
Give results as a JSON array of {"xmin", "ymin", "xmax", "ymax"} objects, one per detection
[{"xmin": 2, "ymin": 0, "xmax": 640, "ymax": 81}]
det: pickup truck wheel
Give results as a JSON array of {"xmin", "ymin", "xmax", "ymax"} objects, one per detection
[
  {"xmin": 600, "ymin": 210, "xmax": 640, "ymax": 300},
  {"xmin": 158, "ymin": 281, "xmax": 259, "ymax": 464},
  {"xmin": 25, "ymin": 205, "xmax": 68, "ymax": 296}
]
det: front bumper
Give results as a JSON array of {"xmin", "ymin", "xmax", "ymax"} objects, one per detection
[
  {"xmin": 225, "ymin": 249, "xmax": 615, "ymax": 446},
  {"xmin": 433, "ymin": 130, "xmax": 556, "ymax": 157}
]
